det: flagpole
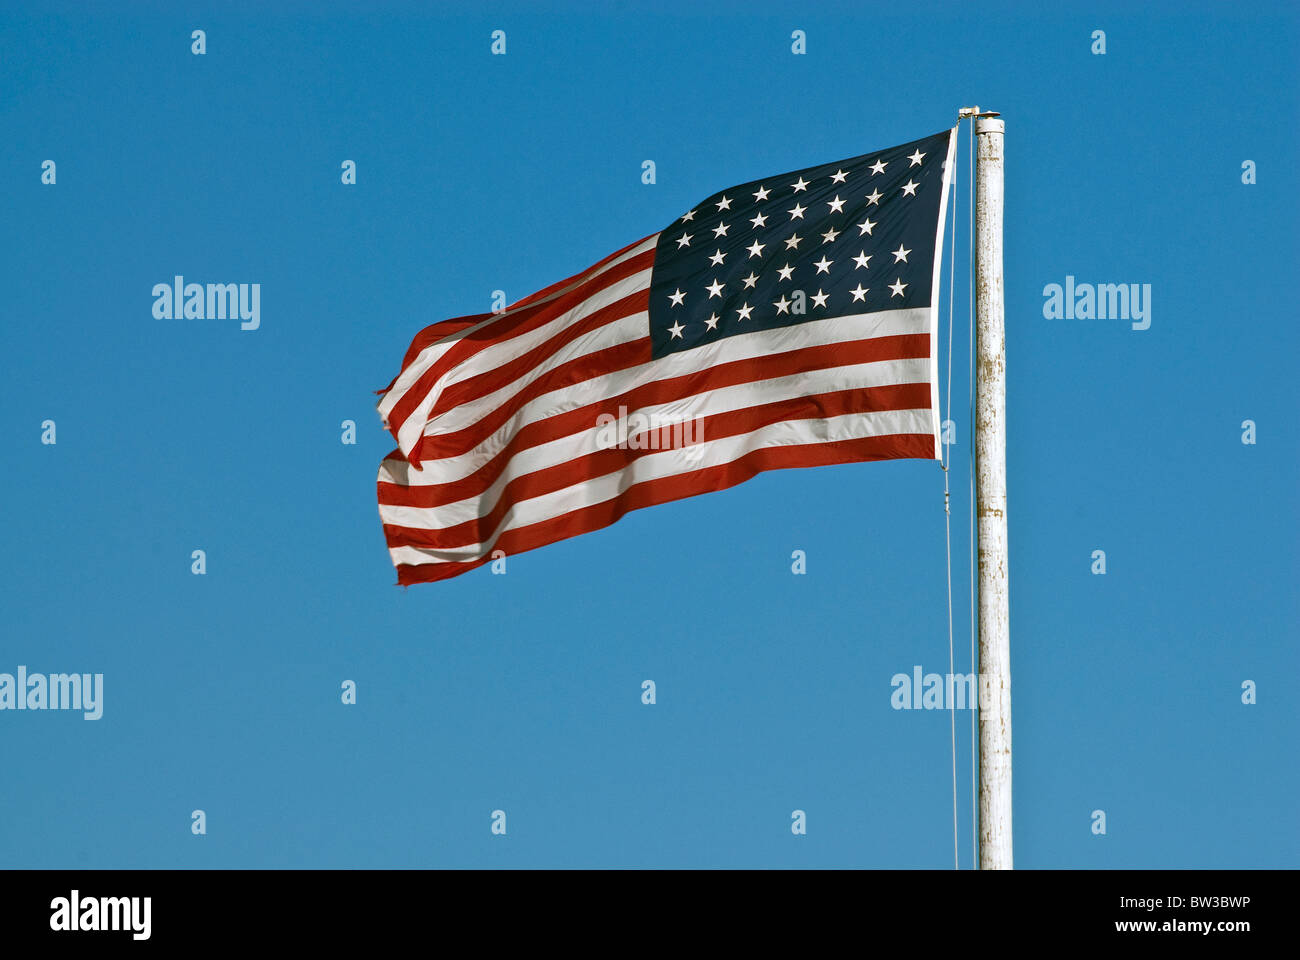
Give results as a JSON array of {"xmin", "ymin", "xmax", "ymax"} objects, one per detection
[{"xmin": 973, "ymin": 112, "xmax": 1012, "ymax": 870}]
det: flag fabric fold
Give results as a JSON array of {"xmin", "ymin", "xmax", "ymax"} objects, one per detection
[{"xmin": 377, "ymin": 127, "xmax": 957, "ymax": 584}]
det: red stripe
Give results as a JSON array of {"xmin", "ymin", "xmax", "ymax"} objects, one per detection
[
  {"xmin": 382, "ymin": 382, "xmax": 932, "ymax": 551},
  {"xmin": 430, "ymin": 286, "xmax": 650, "ymax": 421},
  {"xmin": 388, "ymin": 232, "xmax": 654, "ymax": 376},
  {"xmin": 507, "ymin": 232, "xmax": 654, "ymax": 310},
  {"xmin": 390, "ymin": 432, "xmax": 935, "ymax": 584},
  {"xmin": 410, "ymin": 334, "xmax": 650, "ymax": 464},
  {"xmin": 384, "ymin": 249, "xmax": 655, "ymax": 455},
  {"xmin": 382, "ymin": 333, "xmax": 931, "ymax": 508},
  {"xmin": 375, "ymin": 315, "xmax": 485, "ymax": 396}
]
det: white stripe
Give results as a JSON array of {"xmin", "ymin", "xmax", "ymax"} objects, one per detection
[
  {"xmin": 380, "ymin": 355, "xmax": 931, "ymax": 530},
  {"xmin": 422, "ymin": 308, "xmax": 648, "ymax": 442},
  {"xmin": 386, "ymin": 306, "xmax": 932, "ymax": 476},
  {"xmin": 438, "ymin": 267, "xmax": 653, "ymax": 392},
  {"xmin": 929, "ymin": 127, "xmax": 958, "ymax": 459},
  {"xmin": 386, "ymin": 406, "xmax": 933, "ymax": 565},
  {"xmin": 378, "ymin": 235, "xmax": 658, "ymax": 438},
  {"xmin": 387, "ymin": 267, "xmax": 653, "ymax": 459}
]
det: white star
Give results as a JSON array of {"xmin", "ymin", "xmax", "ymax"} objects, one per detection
[
  {"xmin": 901, "ymin": 179, "xmax": 919, "ymax": 197},
  {"xmin": 869, "ymin": 159, "xmax": 887, "ymax": 175},
  {"xmin": 676, "ymin": 232, "xmax": 692, "ymax": 249},
  {"xmin": 668, "ymin": 288, "xmax": 686, "ymax": 307},
  {"xmin": 716, "ymin": 195, "xmax": 732, "ymax": 210},
  {"xmin": 753, "ymin": 185, "xmax": 770, "ymax": 201},
  {"xmin": 892, "ymin": 244, "xmax": 911, "ymax": 263},
  {"xmin": 736, "ymin": 302, "xmax": 754, "ymax": 321},
  {"xmin": 713, "ymin": 221, "xmax": 730, "ymax": 237},
  {"xmin": 813, "ymin": 256, "xmax": 833, "ymax": 275},
  {"xmin": 708, "ymin": 248, "xmax": 726, "ymax": 266},
  {"xmin": 864, "ymin": 188, "xmax": 882, "ymax": 206},
  {"xmin": 750, "ymin": 211, "xmax": 769, "ymax": 228},
  {"xmin": 785, "ymin": 233, "xmax": 803, "ymax": 250},
  {"xmin": 827, "ymin": 195, "xmax": 846, "ymax": 214},
  {"xmin": 830, "ymin": 169, "xmax": 848, "ymax": 184},
  {"xmin": 788, "ymin": 202, "xmax": 807, "ymax": 220},
  {"xmin": 681, "ymin": 209, "xmax": 696, "ymax": 222},
  {"xmin": 852, "ymin": 250, "xmax": 872, "ymax": 269},
  {"xmin": 791, "ymin": 176, "xmax": 809, "ymax": 192},
  {"xmin": 889, "ymin": 278, "xmax": 907, "ymax": 297},
  {"xmin": 811, "ymin": 288, "xmax": 829, "ymax": 308},
  {"xmin": 857, "ymin": 217, "xmax": 877, "ymax": 236},
  {"xmin": 907, "ymin": 149, "xmax": 925, "ymax": 167},
  {"xmin": 704, "ymin": 312, "xmax": 720, "ymax": 330},
  {"xmin": 746, "ymin": 239, "xmax": 765, "ymax": 258},
  {"xmin": 773, "ymin": 295, "xmax": 792, "ymax": 315},
  {"xmin": 821, "ymin": 227, "xmax": 840, "ymax": 243},
  {"xmin": 776, "ymin": 263, "xmax": 795, "ymax": 281},
  {"xmin": 741, "ymin": 271, "xmax": 759, "ymax": 289},
  {"xmin": 667, "ymin": 319, "xmax": 685, "ymax": 339},
  {"xmin": 849, "ymin": 283, "xmax": 869, "ymax": 302},
  {"xmin": 705, "ymin": 278, "xmax": 725, "ymax": 298}
]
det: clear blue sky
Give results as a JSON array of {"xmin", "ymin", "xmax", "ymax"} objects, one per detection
[{"xmin": 1, "ymin": 1, "xmax": 1295, "ymax": 868}]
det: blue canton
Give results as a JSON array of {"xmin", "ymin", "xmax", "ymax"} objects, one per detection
[{"xmin": 649, "ymin": 129, "xmax": 952, "ymax": 358}]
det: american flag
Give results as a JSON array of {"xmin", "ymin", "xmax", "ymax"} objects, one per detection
[{"xmin": 377, "ymin": 128, "xmax": 956, "ymax": 584}]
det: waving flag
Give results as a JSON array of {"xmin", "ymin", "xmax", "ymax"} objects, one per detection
[{"xmin": 377, "ymin": 128, "xmax": 957, "ymax": 584}]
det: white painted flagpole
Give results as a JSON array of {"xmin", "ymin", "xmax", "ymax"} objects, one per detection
[{"xmin": 973, "ymin": 112, "xmax": 1012, "ymax": 870}]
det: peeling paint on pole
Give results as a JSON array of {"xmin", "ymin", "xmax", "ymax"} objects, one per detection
[{"xmin": 975, "ymin": 115, "xmax": 1012, "ymax": 870}]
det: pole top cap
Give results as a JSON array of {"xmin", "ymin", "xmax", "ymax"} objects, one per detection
[{"xmin": 974, "ymin": 116, "xmax": 1004, "ymax": 135}]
